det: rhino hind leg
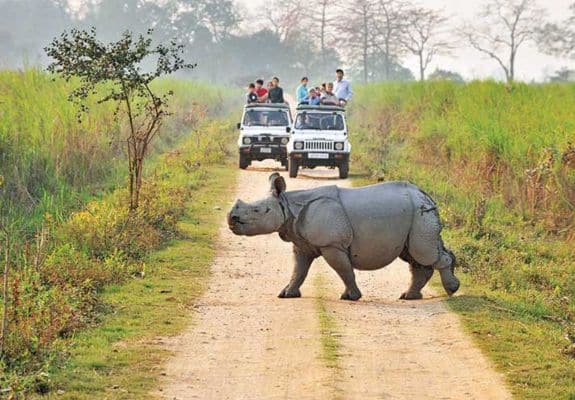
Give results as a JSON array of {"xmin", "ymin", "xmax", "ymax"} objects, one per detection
[
  {"xmin": 400, "ymin": 262, "xmax": 434, "ymax": 300},
  {"xmin": 434, "ymin": 246, "xmax": 460, "ymax": 296},
  {"xmin": 406, "ymin": 191, "xmax": 459, "ymax": 296},
  {"xmin": 321, "ymin": 247, "xmax": 362, "ymax": 301}
]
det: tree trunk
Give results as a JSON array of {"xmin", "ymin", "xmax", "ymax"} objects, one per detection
[
  {"xmin": 363, "ymin": 9, "xmax": 369, "ymax": 83},
  {"xmin": 384, "ymin": 38, "xmax": 390, "ymax": 80},
  {"xmin": 509, "ymin": 50, "xmax": 515, "ymax": 83},
  {"xmin": 419, "ymin": 52, "xmax": 425, "ymax": 81},
  {"xmin": 1, "ymin": 235, "xmax": 10, "ymax": 358},
  {"xmin": 320, "ymin": 3, "xmax": 326, "ymax": 65}
]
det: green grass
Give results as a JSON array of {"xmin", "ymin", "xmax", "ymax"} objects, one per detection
[
  {"xmin": 0, "ymin": 104, "xmax": 238, "ymax": 396},
  {"xmin": 445, "ymin": 293, "xmax": 575, "ymax": 400},
  {"xmin": 313, "ymin": 275, "xmax": 341, "ymax": 370},
  {"xmin": 0, "ymin": 68, "xmax": 230, "ymax": 231},
  {"xmin": 35, "ymin": 165, "xmax": 235, "ymax": 399},
  {"xmin": 349, "ymin": 80, "xmax": 575, "ymax": 399}
]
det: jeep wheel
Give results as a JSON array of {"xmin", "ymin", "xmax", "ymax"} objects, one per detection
[
  {"xmin": 281, "ymin": 157, "xmax": 289, "ymax": 171},
  {"xmin": 288, "ymin": 158, "xmax": 299, "ymax": 178},
  {"xmin": 239, "ymin": 153, "xmax": 250, "ymax": 169},
  {"xmin": 339, "ymin": 161, "xmax": 349, "ymax": 179}
]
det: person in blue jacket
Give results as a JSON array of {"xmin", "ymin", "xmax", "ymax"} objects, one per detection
[{"xmin": 296, "ymin": 77, "xmax": 309, "ymax": 104}]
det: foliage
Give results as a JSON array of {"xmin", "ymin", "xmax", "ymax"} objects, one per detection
[
  {"xmin": 0, "ymin": 116, "xmax": 237, "ymax": 397},
  {"xmin": 0, "ymin": 69, "xmax": 225, "ymax": 235},
  {"xmin": 349, "ymin": 80, "xmax": 575, "ymax": 398},
  {"xmin": 45, "ymin": 27, "xmax": 193, "ymax": 210}
]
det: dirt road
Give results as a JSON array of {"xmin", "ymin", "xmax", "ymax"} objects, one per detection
[{"xmin": 157, "ymin": 162, "xmax": 512, "ymax": 400}]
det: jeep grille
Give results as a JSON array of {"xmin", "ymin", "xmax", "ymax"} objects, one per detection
[{"xmin": 305, "ymin": 141, "xmax": 333, "ymax": 150}]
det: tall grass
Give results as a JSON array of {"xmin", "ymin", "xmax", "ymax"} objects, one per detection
[
  {"xmin": 349, "ymin": 80, "xmax": 575, "ymax": 399},
  {"xmin": 0, "ymin": 69, "xmax": 238, "ymax": 395},
  {"xmin": 0, "ymin": 69, "xmax": 229, "ymax": 232}
]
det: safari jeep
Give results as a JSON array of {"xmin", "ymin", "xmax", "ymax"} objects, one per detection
[
  {"xmin": 237, "ymin": 103, "xmax": 292, "ymax": 170},
  {"xmin": 287, "ymin": 105, "xmax": 351, "ymax": 179}
]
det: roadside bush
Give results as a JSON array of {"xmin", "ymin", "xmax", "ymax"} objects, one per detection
[{"xmin": 0, "ymin": 76, "xmax": 238, "ymax": 395}]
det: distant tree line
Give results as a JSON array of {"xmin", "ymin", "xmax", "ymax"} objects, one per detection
[{"xmin": 1, "ymin": 0, "xmax": 575, "ymax": 83}]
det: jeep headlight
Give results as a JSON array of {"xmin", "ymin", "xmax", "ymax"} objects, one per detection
[
  {"xmin": 294, "ymin": 141, "xmax": 304, "ymax": 150},
  {"xmin": 281, "ymin": 137, "xmax": 289, "ymax": 145},
  {"xmin": 334, "ymin": 142, "xmax": 344, "ymax": 151},
  {"xmin": 243, "ymin": 137, "xmax": 252, "ymax": 145}
]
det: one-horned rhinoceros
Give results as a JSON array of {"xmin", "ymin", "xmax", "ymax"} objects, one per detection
[{"xmin": 227, "ymin": 173, "xmax": 459, "ymax": 301}]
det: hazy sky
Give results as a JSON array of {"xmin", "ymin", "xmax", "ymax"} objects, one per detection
[{"xmin": 238, "ymin": 0, "xmax": 574, "ymax": 82}]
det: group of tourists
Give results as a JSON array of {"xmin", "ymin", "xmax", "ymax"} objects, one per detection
[
  {"xmin": 245, "ymin": 76, "xmax": 285, "ymax": 104},
  {"xmin": 245, "ymin": 69, "xmax": 352, "ymax": 107}
]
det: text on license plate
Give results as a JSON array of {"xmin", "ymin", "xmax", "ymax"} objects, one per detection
[
  {"xmin": 308, "ymin": 153, "xmax": 329, "ymax": 159},
  {"xmin": 259, "ymin": 147, "xmax": 272, "ymax": 153}
]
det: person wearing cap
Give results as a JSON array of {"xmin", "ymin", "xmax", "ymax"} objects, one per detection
[
  {"xmin": 333, "ymin": 68, "xmax": 352, "ymax": 106},
  {"xmin": 268, "ymin": 77, "xmax": 285, "ymax": 103},
  {"xmin": 296, "ymin": 76, "xmax": 309, "ymax": 104}
]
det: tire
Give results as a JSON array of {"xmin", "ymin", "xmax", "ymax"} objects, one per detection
[
  {"xmin": 288, "ymin": 158, "xmax": 299, "ymax": 178},
  {"xmin": 239, "ymin": 153, "xmax": 249, "ymax": 169},
  {"xmin": 281, "ymin": 157, "xmax": 289, "ymax": 171},
  {"xmin": 339, "ymin": 161, "xmax": 349, "ymax": 179}
]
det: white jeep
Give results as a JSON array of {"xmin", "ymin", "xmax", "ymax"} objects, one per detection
[
  {"xmin": 237, "ymin": 103, "xmax": 292, "ymax": 170},
  {"xmin": 287, "ymin": 105, "xmax": 351, "ymax": 179}
]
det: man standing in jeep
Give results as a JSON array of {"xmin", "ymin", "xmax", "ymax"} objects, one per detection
[{"xmin": 334, "ymin": 68, "xmax": 352, "ymax": 106}]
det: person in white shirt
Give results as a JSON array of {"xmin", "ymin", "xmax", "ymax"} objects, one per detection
[{"xmin": 333, "ymin": 68, "xmax": 352, "ymax": 106}]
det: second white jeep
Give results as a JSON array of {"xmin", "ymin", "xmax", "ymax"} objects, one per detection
[{"xmin": 287, "ymin": 105, "xmax": 351, "ymax": 179}]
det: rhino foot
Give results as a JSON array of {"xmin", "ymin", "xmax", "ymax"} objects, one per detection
[
  {"xmin": 278, "ymin": 286, "xmax": 301, "ymax": 298},
  {"xmin": 340, "ymin": 289, "xmax": 362, "ymax": 301},
  {"xmin": 399, "ymin": 291, "xmax": 423, "ymax": 300}
]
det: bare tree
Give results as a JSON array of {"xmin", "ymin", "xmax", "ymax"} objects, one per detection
[
  {"xmin": 264, "ymin": 0, "xmax": 307, "ymax": 43},
  {"xmin": 461, "ymin": 0, "xmax": 545, "ymax": 83},
  {"xmin": 538, "ymin": 3, "xmax": 575, "ymax": 58},
  {"xmin": 307, "ymin": 0, "xmax": 339, "ymax": 64},
  {"xmin": 340, "ymin": 0, "xmax": 379, "ymax": 83},
  {"xmin": 373, "ymin": 0, "xmax": 410, "ymax": 80},
  {"xmin": 400, "ymin": 7, "xmax": 451, "ymax": 81}
]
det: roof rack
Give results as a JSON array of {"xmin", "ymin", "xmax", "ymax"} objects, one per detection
[
  {"xmin": 244, "ymin": 103, "xmax": 291, "ymax": 110},
  {"xmin": 295, "ymin": 104, "xmax": 346, "ymax": 112}
]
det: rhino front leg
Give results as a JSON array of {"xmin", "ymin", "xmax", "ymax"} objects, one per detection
[
  {"xmin": 321, "ymin": 248, "xmax": 362, "ymax": 301},
  {"xmin": 278, "ymin": 247, "xmax": 314, "ymax": 298},
  {"xmin": 400, "ymin": 263, "xmax": 434, "ymax": 300}
]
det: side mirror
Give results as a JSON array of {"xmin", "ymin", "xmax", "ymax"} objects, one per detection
[
  {"xmin": 237, "ymin": 122, "xmax": 241, "ymax": 130},
  {"xmin": 286, "ymin": 126, "xmax": 291, "ymax": 133}
]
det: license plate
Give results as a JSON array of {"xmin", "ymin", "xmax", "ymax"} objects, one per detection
[
  {"xmin": 308, "ymin": 153, "xmax": 329, "ymax": 159},
  {"xmin": 259, "ymin": 147, "xmax": 272, "ymax": 153}
]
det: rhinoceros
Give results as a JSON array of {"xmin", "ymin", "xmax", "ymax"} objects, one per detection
[{"xmin": 227, "ymin": 173, "xmax": 459, "ymax": 301}]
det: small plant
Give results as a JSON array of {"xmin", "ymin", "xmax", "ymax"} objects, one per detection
[{"xmin": 45, "ymin": 28, "xmax": 194, "ymax": 210}]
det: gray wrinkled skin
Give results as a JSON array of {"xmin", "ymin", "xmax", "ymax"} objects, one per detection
[{"xmin": 227, "ymin": 173, "xmax": 460, "ymax": 301}]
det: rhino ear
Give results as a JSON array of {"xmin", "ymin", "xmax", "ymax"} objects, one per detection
[{"xmin": 269, "ymin": 173, "xmax": 286, "ymax": 197}]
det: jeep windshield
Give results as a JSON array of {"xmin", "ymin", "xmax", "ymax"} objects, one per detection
[
  {"xmin": 242, "ymin": 109, "xmax": 290, "ymax": 127},
  {"xmin": 294, "ymin": 112, "xmax": 344, "ymax": 131}
]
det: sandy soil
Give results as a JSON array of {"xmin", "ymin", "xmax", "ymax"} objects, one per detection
[{"xmin": 157, "ymin": 161, "xmax": 512, "ymax": 400}]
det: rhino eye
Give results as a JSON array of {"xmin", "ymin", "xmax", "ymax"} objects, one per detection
[
  {"xmin": 265, "ymin": 207, "xmax": 271, "ymax": 214},
  {"xmin": 253, "ymin": 208, "xmax": 260, "ymax": 213}
]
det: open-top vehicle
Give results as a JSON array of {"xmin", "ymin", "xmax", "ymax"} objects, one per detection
[
  {"xmin": 237, "ymin": 103, "xmax": 292, "ymax": 170},
  {"xmin": 286, "ymin": 104, "xmax": 351, "ymax": 178}
]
